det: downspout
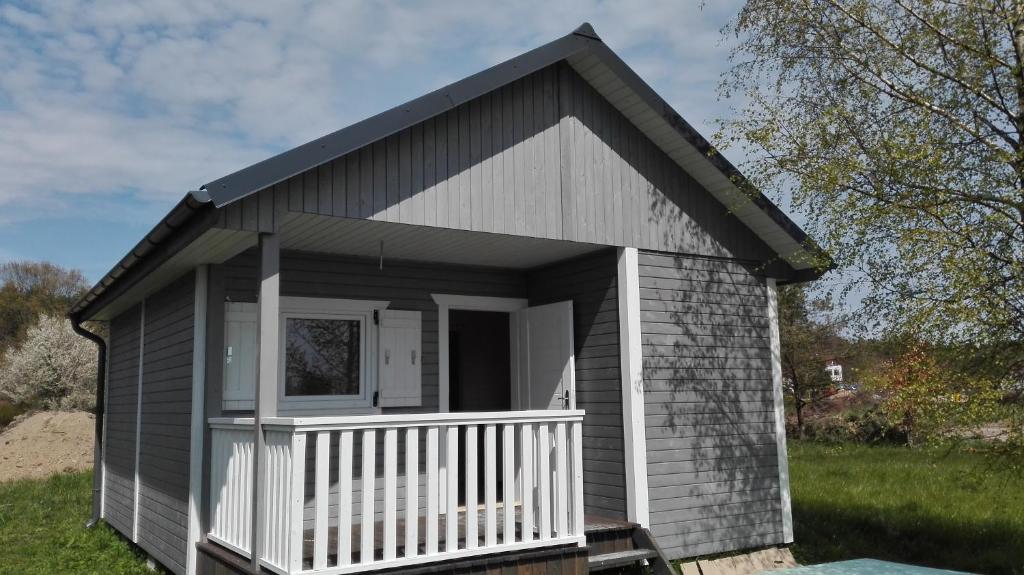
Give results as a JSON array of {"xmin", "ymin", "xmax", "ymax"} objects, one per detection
[{"xmin": 70, "ymin": 315, "xmax": 107, "ymax": 528}]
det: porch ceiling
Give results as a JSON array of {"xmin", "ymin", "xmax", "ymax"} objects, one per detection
[{"xmin": 279, "ymin": 212, "xmax": 607, "ymax": 269}]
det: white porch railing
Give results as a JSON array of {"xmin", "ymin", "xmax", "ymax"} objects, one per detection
[{"xmin": 208, "ymin": 410, "xmax": 586, "ymax": 575}]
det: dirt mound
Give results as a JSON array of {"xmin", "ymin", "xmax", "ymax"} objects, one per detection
[{"xmin": 0, "ymin": 411, "xmax": 95, "ymax": 482}]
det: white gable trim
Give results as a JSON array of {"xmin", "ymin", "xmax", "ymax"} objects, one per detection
[{"xmin": 766, "ymin": 278, "xmax": 794, "ymax": 542}]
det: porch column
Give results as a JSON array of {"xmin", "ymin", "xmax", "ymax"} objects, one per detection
[
  {"xmin": 252, "ymin": 232, "xmax": 280, "ymax": 571},
  {"xmin": 616, "ymin": 247, "xmax": 650, "ymax": 527}
]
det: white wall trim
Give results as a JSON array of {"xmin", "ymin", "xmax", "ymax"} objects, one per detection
[
  {"xmin": 100, "ymin": 331, "xmax": 111, "ymax": 520},
  {"xmin": 430, "ymin": 294, "xmax": 528, "ymax": 413},
  {"xmin": 616, "ymin": 248, "xmax": 649, "ymax": 527},
  {"xmin": 186, "ymin": 266, "xmax": 209, "ymax": 575},
  {"xmin": 132, "ymin": 299, "xmax": 146, "ymax": 543},
  {"xmin": 766, "ymin": 278, "xmax": 794, "ymax": 543}
]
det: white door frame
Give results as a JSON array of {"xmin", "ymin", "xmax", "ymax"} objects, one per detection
[{"xmin": 431, "ymin": 294, "xmax": 529, "ymax": 413}]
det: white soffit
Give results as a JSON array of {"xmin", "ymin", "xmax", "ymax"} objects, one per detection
[
  {"xmin": 279, "ymin": 212, "xmax": 607, "ymax": 269},
  {"xmin": 89, "ymin": 228, "xmax": 256, "ymax": 321},
  {"xmin": 566, "ymin": 52, "xmax": 811, "ymax": 270}
]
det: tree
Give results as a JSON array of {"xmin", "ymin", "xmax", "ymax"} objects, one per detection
[
  {"xmin": 778, "ymin": 284, "xmax": 845, "ymax": 436},
  {"xmin": 0, "ymin": 261, "xmax": 88, "ymax": 353},
  {"xmin": 0, "ymin": 315, "xmax": 97, "ymax": 411},
  {"xmin": 719, "ymin": 1, "xmax": 1024, "ymax": 353}
]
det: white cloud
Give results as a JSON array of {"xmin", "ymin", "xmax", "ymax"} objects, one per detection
[{"xmin": 0, "ymin": 0, "xmax": 744, "ymax": 222}]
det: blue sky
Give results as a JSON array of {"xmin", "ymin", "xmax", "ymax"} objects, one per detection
[{"xmin": 0, "ymin": 0, "xmax": 772, "ymax": 283}]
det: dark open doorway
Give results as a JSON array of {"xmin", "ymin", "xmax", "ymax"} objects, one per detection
[{"xmin": 449, "ymin": 309, "xmax": 512, "ymax": 505}]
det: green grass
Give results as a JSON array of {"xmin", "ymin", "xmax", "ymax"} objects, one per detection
[
  {"xmin": 789, "ymin": 441, "xmax": 1024, "ymax": 575},
  {"xmin": 0, "ymin": 471, "xmax": 151, "ymax": 575}
]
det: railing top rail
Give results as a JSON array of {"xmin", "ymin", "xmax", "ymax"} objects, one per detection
[{"xmin": 209, "ymin": 409, "xmax": 585, "ymax": 431}]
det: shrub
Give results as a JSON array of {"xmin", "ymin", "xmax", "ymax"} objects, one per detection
[{"xmin": 0, "ymin": 315, "xmax": 97, "ymax": 411}]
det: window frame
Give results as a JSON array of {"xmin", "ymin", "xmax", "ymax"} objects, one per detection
[{"xmin": 276, "ymin": 297, "xmax": 389, "ymax": 414}]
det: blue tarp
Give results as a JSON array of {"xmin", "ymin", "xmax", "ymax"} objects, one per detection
[{"xmin": 769, "ymin": 560, "xmax": 974, "ymax": 575}]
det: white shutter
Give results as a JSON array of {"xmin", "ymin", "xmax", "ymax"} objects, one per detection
[
  {"xmin": 223, "ymin": 302, "xmax": 257, "ymax": 411},
  {"xmin": 378, "ymin": 310, "xmax": 422, "ymax": 407},
  {"xmin": 516, "ymin": 300, "xmax": 575, "ymax": 410}
]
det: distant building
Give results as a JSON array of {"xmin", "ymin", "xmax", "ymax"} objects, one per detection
[{"xmin": 826, "ymin": 361, "xmax": 843, "ymax": 383}]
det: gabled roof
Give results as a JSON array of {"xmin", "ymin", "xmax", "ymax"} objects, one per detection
[
  {"xmin": 71, "ymin": 23, "xmax": 829, "ymax": 320},
  {"xmin": 200, "ymin": 22, "xmax": 829, "ymax": 274}
]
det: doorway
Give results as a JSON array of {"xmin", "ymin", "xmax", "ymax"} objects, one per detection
[{"xmin": 449, "ymin": 310, "xmax": 512, "ymax": 504}]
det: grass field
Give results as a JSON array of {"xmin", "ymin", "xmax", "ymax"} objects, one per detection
[
  {"xmin": 788, "ymin": 441, "xmax": 1024, "ymax": 575},
  {"xmin": 0, "ymin": 471, "xmax": 150, "ymax": 575}
]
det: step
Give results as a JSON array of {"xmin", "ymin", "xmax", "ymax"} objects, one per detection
[{"xmin": 588, "ymin": 548, "xmax": 659, "ymax": 571}]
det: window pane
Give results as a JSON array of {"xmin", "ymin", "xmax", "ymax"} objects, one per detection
[{"xmin": 285, "ymin": 318, "xmax": 361, "ymax": 396}]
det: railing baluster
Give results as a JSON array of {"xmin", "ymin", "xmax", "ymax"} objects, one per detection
[
  {"xmin": 571, "ymin": 420, "xmax": 585, "ymax": 537},
  {"xmin": 287, "ymin": 431, "xmax": 307, "ymax": 573},
  {"xmin": 405, "ymin": 427, "xmax": 419, "ymax": 558},
  {"xmin": 555, "ymin": 422, "xmax": 568, "ymax": 538},
  {"xmin": 466, "ymin": 425, "xmax": 479, "ymax": 549},
  {"xmin": 426, "ymin": 426, "xmax": 439, "ymax": 555},
  {"xmin": 338, "ymin": 430, "xmax": 354, "ymax": 566},
  {"xmin": 502, "ymin": 424, "xmax": 515, "ymax": 544},
  {"xmin": 537, "ymin": 423, "xmax": 551, "ymax": 540},
  {"xmin": 445, "ymin": 425, "xmax": 459, "ymax": 552},
  {"xmin": 384, "ymin": 427, "xmax": 398, "ymax": 561},
  {"xmin": 314, "ymin": 431, "xmax": 330, "ymax": 569},
  {"xmin": 484, "ymin": 424, "xmax": 497, "ymax": 547},
  {"xmin": 361, "ymin": 429, "xmax": 376, "ymax": 564},
  {"xmin": 520, "ymin": 422, "xmax": 534, "ymax": 542}
]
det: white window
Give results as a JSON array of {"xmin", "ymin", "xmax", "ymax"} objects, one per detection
[{"xmin": 277, "ymin": 297, "xmax": 388, "ymax": 414}]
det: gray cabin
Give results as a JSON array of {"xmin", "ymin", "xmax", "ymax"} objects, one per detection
[{"xmin": 70, "ymin": 23, "xmax": 827, "ymax": 575}]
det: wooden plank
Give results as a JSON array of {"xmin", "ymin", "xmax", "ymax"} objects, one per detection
[
  {"xmin": 361, "ymin": 429, "xmax": 376, "ymax": 563},
  {"xmin": 445, "ymin": 425, "xmax": 459, "ymax": 551},
  {"xmin": 411, "ymin": 123, "xmax": 424, "ymax": 226},
  {"xmin": 512, "ymin": 79, "xmax": 526, "ymax": 235},
  {"xmin": 384, "ymin": 427, "xmax": 398, "ymax": 560},
  {"xmin": 338, "ymin": 430, "xmax": 353, "ymax": 566},
  {"xmin": 470, "ymin": 97, "xmax": 483, "ymax": 231},
  {"xmin": 446, "ymin": 109, "xmax": 459, "ymax": 228},
  {"xmin": 542, "ymin": 65, "xmax": 561, "ymax": 239},
  {"xmin": 502, "ymin": 424, "xmax": 516, "ymax": 544},
  {"xmin": 399, "ymin": 128, "xmax": 412, "ymax": 224},
  {"xmin": 423, "ymin": 119, "xmax": 437, "ymax": 227},
  {"xmin": 332, "ymin": 157, "xmax": 346, "ymax": 218},
  {"xmin": 405, "ymin": 427, "xmax": 420, "ymax": 558},
  {"xmin": 426, "ymin": 426, "xmax": 439, "ymax": 555},
  {"xmin": 484, "ymin": 424, "xmax": 497, "ymax": 547},
  {"xmin": 537, "ymin": 424, "xmax": 551, "ymax": 540},
  {"xmin": 558, "ymin": 63, "xmax": 576, "ymax": 241},
  {"xmin": 501, "ymin": 84, "xmax": 515, "ymax": 235},
  {"xmin": 520, "ymin": 422, "xmax": 534, "ymax": 542},
  {"xmin": 360, "ymin": 147, "xmax": 373, "ymax": 219},
  {"xmin": 386, "ymin": 134, "xmax": 400, "ymax": 221},
  {"xmin": 465, "ymin": 425, "xmax": 478, "ymax": 548},
  {"xmin": 318, "ymin": 162, "xmax": 332, "ymax": 215},
  {"xmin": 287, "ymin": 433, "xmax": 307, "ymax": 572},
  {"xmin": 459, "ymin": 103, "xmax": 471, "ymax": 229},
  {"xmin": 373, "ymin": 139, "xmax": 387, "ymax": 220},
  {"xmin": 313, "ymin": 431, "xmax": 330, "ymax": 569},
  {"xmin": 480, "ymin": 93, "xmax": 493, "ymax": 234}
]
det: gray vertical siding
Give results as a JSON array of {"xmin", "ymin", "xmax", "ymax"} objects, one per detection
[
  {"xmin": 527, "ymin": 249, "xmax": 626, "ymax": 520},
  {"xmin": 137, "ymin": 272, "xmax": 195, "ymax": 575},
  {"xmin": 638, "ymin": 251, "xmax": 783, "ymax": 559},
  {"xmin": 103, "ymin": 304, "xmax": 141, "ymax": 537},
  {"xmin": 213, "ymin": 63, "xmax": 789, "ymax": 277}
]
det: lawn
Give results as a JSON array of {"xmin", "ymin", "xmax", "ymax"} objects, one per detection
[
  {"xmin": 0, "ymin": 471, "xmax": 150, "ymax": 575},
  {"xmin": 788, "ymin": 441, "xmax": 1024, "ymax": 575}
]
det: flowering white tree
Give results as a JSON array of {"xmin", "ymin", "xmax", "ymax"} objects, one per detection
[{"xmin": 0, "ymin": 315, "xmax": 96, "ymax": 410}]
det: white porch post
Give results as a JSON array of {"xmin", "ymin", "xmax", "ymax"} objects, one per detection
[
  {"xmin": 186, "ymin": 265, "xmax": 209, "ymax": 575},
  {"xmin": 616, "ymin": 247, "xmax": 649, "ymax": 527},
  {"xmin": 766, "ymin": 278, "xmax": 794, "ymax": 543},
  {"xmin": 252, "ymin": 233, "xmax": 280, "ymax": 570}
]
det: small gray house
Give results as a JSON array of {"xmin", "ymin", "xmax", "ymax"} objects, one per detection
[{"xmin": 70, "ymin": 24, "xmax": 827, "ymax": 575}]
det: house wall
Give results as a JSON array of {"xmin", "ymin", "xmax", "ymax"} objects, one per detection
[
  {"xmin": 102, "ymin": 273, "xmax": 196, "ymax": 575},
  {"xmin": 103, "ymin": 303, "xmax": 141, "ymax": 537},
  {"xmin": 214, "ymin": 63, "xmax": 790, "ymax": 278},
  {"xmin": 637, "ymin": 251, "xmax": 784, "ymax": 559},
  {"xmin": 527, "ymin": 249, "xmax": 626, "ymax": 520}
]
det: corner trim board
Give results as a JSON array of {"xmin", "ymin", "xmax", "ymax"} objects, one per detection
[
  {"xmin": 133, "ymin": 299, "xmax": 146, "ymax": 543},
  {"xmin": 616, "ymin": 248, "xmax": 649, "ymax": 527},
  {"xmin": 186, "ymin": 266, "xmax": 209, "ymax": 575},
  {"xmin": 766, "ymin": 278, "xmax": 794, "ymax": 542}
]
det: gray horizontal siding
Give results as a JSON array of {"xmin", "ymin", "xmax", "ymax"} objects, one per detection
[
  {"xmin": 222, "ymin": 249, "xmax": 529, "ymax": 415},
  {"xmin": 527, "ymin": 249, "xmax": 625, "ymax": 520},
  {"xmin": 103, "ymin": 304, "xmax": 141, "ymax": 538},
  {"xmin": 215, "ymin": 62, "xmax": 789, "ymax": 277},
  {"xmin": 137, "ymin": 271, "xmax": 195, "ymax": 575},
  {"xmin": 638, "ymin": 251, "xmax": 783, "ymax": 559}
]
